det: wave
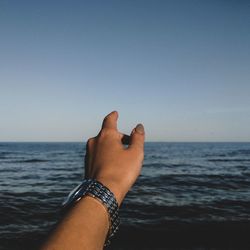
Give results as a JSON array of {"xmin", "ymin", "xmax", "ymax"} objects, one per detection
[
  {"xmin": 228, "ymin": 149, "xmax": 250, "ymax": 156},
  {"xmin": 205, "ymin": 149, "xmax": 250, "ymax": 158},
  {"xmin": 11, "ymin": 159, "xmax": 49, "ymax": 163},
  {"xmin": 0, "ymin": 152, "xmax": 14, "ymax": 159},
  {"xmin": 142, "ymin": 163, "xmax": 204, "ymax": 168},
  {"xmin": 207, "ymin": 158, "xmax": 250, "ymax": 162},
  {"xmin": 137, "ymin": 173, "xmax": 250, "ymax": 190}
]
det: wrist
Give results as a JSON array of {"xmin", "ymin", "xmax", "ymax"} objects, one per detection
[{"xmin": 95, "ymin": 177, "xmax": 126, "ymax": 206}]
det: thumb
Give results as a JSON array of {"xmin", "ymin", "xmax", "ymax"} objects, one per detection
[{"xmin": 128, "ymin": 124, "xmax": 145, "ymax": 152}]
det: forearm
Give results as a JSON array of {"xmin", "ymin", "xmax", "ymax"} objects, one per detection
[{"xmin": 41, "ymin": 196, "xmax": 109, "ymax": 250}]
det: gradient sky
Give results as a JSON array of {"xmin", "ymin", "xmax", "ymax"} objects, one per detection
[{"xmin": 0, "ymin": 0, "xmax": 250, "ymax": 142}]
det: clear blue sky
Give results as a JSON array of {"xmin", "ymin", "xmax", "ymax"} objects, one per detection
[{"xmin": 0, "ymin": 0, "xmax": 249, "ymax": 142}]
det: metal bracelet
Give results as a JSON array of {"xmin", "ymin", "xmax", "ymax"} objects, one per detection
[
  {"xmin": 62, "ymin": 179, "xmax": 120, "ymax": 246},
  {"xmin": 85, "ymin": 180, "xmax": 120, "ymax": 245}
]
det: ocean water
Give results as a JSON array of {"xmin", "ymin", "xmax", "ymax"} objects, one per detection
[{"xmin": 0, "ymin": 142, "xmax": 250, "ymax": 250}]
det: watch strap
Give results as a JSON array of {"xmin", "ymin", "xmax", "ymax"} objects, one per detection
[{"xmin": 62, "ymin": 179, "xmax": 120, "ymax": 246}]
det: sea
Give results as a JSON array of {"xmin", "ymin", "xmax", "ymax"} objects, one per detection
[{"xmin": 0, "ymin": 142, "xmax": 250, "ymax": 250}]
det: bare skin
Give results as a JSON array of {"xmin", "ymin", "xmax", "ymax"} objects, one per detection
[{"xmin": 41, "ymin": 111, "xmax": 145, "ymax": 250}]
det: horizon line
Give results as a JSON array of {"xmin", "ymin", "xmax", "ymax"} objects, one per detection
[{"xmin": 1, "ymin": 141, "xmax": 250, "ymax": 143}]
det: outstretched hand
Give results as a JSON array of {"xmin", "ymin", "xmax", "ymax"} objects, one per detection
[{"xmin": 84, "ymin": 111, "xmax": 145, "ymax": 206}]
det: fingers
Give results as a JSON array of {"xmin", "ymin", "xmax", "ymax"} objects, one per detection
[
  {"xmin": 101, "ymin": 111, "xmax": 118, "ymax": 130},
  {"xmin": 128, "ymin": 124, "xmax": 145, "ymax": 152},
  {"xmin": 100, "ymin": 111, "xmax": 145, "ymax": 151}
]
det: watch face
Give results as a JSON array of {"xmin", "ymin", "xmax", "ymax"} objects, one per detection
[
  {"xmin": 62, "ymin": 179, "xmax": 92, "ymax": 207},
  {"xmin": 62, "ymin": 182, "xmax": 83, "ymax": 207}
]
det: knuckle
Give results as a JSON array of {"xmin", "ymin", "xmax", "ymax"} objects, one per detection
[
  {"xmin": 103, "ymin": 115, "xmax": 110, "ymax": 123},
  {"xmin": 130, "ymin": 143, "xmax": 144, "ymax": 153},
  {"xmin": 86, "ymin": 137, "xmax": 95, "ymax": 147},
  {"xmin": 97, "ymin": 130, "xmax": 108, "ymax": 140},
  {"xmin": 135, "ymin": 140, "xmax": 144, "ymax": 148},
  {"xmin": 99, "ymin": 128, "xmax": 116, "ymax": 137},
  {"xmin": 98, "ymin": 129, "xmax": 107, "ymax": 138},
  {"xmin": 133, "ymin": 134, "xmax": 144, "ymax": 143}
]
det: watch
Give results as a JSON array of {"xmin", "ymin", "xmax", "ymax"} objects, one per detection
[{"xmin": 62, "ymin": 179, "xmax": 120, "ymax": 246}]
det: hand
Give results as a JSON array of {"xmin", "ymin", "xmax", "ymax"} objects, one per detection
[{"xmin": 84, "ymin": 111, "xmax": 145, "ymax": 206}]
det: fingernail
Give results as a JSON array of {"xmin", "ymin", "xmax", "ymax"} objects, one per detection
[{"xmin": 135, "ymin": 123, "xmax": 144, "ymax": 134}]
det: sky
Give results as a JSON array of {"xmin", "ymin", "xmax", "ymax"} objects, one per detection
[{"xmin": 0, "ymin": 0, "xmax": 250, "ymax": 142}]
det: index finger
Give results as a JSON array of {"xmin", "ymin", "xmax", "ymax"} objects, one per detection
[{"xmin": 101, "ymin": 111, "xmax": 119, "ymax": 130}]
